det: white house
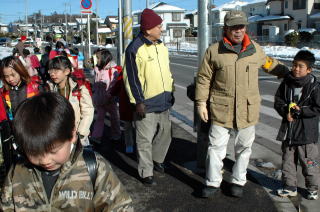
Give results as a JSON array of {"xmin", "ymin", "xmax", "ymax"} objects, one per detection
[
  {"xmin": 242, "ymin": 0, "xmax": 268, "ymax": 37},
  {"xmin": 133, "ymin": 2, "xmax": 190, "ymax": 43},
  {"xmin": 0, "ymin": 24, "xmax": 9, "ymax": 33}
]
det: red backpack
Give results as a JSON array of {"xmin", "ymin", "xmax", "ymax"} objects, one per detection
[{"xmin": 71, "ymin": 69, "xmax": 92, "ymax": 101}]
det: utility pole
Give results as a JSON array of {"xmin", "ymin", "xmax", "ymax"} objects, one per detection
[
  {"xmin": 87, "ymin": 13, "xmax": 91, "ymax": 57},
  {"xmin": 196, "ymin": 0, "xmax": 212, "ymax": 168},
  {"xmin": 123, "ymin": 0, "xmax": 132, "ymax": 50},
  {"xmin": 95, "ymin": 0, "xmax": 99, "ymax": 45},
  {"xmin": 25, "ymin": 0, "xmax": 28, "ymax": 37},
  {"xmin": 40, "ymin": 10, "xmax": 43, "ymax": 40},
  {"xmin": 65, "ymin": 3, "xmax": 68, "ymax": 44},
  {"xmin": 118, "ymin": 0, "xmax": 123, "ymax": 66},
  {"xmin": 146, "ymin": 0, "xmax": 149, "ymax": 8}
]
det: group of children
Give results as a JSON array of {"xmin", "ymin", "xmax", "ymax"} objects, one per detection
[
  {"xmin": 0, "ymin": 39, "xmax": 319, "ymax": 210},
  {"xmin": 0, "ymin": 41, "xmax": 134, "ymax": 210}
]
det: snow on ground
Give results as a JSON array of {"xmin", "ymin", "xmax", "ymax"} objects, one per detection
[{"xmin": 0, "ymin": 44, "xmax": 320, "ymax": 66}]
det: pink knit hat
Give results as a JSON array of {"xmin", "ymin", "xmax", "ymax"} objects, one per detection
[{"xmin": 140, "ymin": 8, "xmax": 162, "ymax": 31}]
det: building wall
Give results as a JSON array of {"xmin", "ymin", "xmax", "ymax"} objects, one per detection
[
  {"xmin": 285, "ymin": 0, "xmax": 308, "ymax": 28},
  {"xmin": 242, "ymin": 1, "xmax": 268, "ymax": 16},
  {"xmin": 269, "ymin": 1, "xmax": 282, "ymax": 15}
]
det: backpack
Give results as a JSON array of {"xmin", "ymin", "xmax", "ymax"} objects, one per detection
[
  {"xmin": 71, "ymin": 69, "xmax": 93, "ymax": 100},
  {"xmin": 82, "ymin": 147, "xmax": 97, "ymax": 187}
]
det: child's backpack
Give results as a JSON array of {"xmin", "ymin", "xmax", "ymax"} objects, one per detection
[
  {"xmin": 83, "ymin": 147, "xmax": 97, "ymax": 187},
  {"xmin": 71, "ymin": 69, "xmax": 93, "ymax": 99}
]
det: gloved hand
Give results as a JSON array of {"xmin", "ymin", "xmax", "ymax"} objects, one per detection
[
  {"xmin": 197, "ymin": 101, "xmax": 208, "ymax": 123},
  {"xmin": 136, "ymin": 103, "xmax": 146, "ymax": 119}
]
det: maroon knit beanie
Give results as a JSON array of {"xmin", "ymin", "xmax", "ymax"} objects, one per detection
[{"xmin": 140, "ymin": 8, "xmax": 162, "ymax": 31}]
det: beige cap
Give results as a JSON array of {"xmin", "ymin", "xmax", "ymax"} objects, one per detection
[{"xmin": 224, "ymin": 10, "xmax": 248, "ymax": 26}]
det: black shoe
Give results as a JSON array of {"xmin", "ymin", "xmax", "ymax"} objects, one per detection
[
  {"xmin": 141, "ymin": 176, "xmax": 156, "ymax": 186},
  {"xmin": 201, "ymin": 186, "xmax": 219, "ymax": 198},
  {"xmin": 154, "ymin": 161, "xmax": 165, "ymax": 174},
  {"xmin": 230, "ymin": 183, "xmax": 243, "ymax": 198}
]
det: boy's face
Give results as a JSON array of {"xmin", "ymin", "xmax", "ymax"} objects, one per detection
[
  {"xmin": 27, "ymin": 133, "xmax": 76, "ymax": 171},
  {"xmin": 49, "ymin": 68, "xmax": 70, "ymax": 86},
  {"xmin": 291, "ymin": 60, "xmax": 311, "ymax": 78}
]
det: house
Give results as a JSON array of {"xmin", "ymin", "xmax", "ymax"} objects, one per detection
[
  {"xmin": 211, "ymin": 0, "xmax": 249, "ymax": 41},
  {"xmin": 250, "ymin": 0, "xmax": 320, "ymax": 41},
  {"xmin": 0, "ymin": 23, "xmax": 9, "ymax": 33},
  {"xmin": 132, "ymin": 2, "xmax": 190, "ymax": 43},
  {"xmin": 242, "ymin": 0, "xmax": 268, "ymax": 37}
]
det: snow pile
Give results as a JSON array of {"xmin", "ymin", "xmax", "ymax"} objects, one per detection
[{"xmin": 0, "ymin": 47, "xmax": 13, "ymax": 59}]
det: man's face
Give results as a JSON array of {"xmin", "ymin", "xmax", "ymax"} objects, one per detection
[
  {"xmin": 146, "ymin": 24, "xmax": 163, "ymax": 42},
  {"xmin": 225, "ymin": 25, "xmax": 246, "ymax": 44}
]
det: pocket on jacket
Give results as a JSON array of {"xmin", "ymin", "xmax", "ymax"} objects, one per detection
[
  {"xmin": 210, "ymin": 96, "xmax": 230, "ymax": 123},
  {"xmin": 247, "ymin": 95, "xmax": 261, "ymax": 122}
]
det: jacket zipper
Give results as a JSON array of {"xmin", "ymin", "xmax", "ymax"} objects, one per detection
[{"xmin": 154, "ymin": 44, "xmax": 166, "ymax": 102}]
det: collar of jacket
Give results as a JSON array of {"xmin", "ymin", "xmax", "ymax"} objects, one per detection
[
  {"xmin": 138, "ymin": 32, "xmax": 162, "ymax": 45},
  {"xmin": 223, "ymin": 33, "xmax": 252, "ymax": 53}
]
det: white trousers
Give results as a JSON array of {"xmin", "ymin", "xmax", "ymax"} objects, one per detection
[{"xmin": 205, "ymin": 124, "xmax": 255, "ymax": 187}]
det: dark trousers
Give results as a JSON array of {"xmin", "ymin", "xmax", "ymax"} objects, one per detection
[{"xmin": 282, "ymin": 142, "xmax": 319, "ymax": 191}]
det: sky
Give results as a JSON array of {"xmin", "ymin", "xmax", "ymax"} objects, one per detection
[{"xmin": 0, "ymin": 0, "xmax": 247, "ymax": 24}]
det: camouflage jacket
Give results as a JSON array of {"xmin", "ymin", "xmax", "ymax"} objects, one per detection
[{"xmin": 0, "ymin": 141, "xmax": 134, "ymax": 212}]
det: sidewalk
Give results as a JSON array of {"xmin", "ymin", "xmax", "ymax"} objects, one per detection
[{"xmin": 95, "ymin": 119, "xmax": 296, "ymax": 212}]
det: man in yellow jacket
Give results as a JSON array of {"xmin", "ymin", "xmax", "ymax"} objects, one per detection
[
  {"xmin": 196, "ymin": 10, "xmax": 287, "ymax": 198},
  {"xmin": 123, "ymin": 8, "xmax": 174, "ymax": 186}
]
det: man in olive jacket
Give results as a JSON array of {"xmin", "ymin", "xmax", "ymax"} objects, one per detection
[{"xmin": 195, "ymin": 11, "xmax": 287, "ymax": 198}]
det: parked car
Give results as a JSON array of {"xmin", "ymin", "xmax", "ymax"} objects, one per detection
[
  {"xmin": 24, "ymin": 38, "xmax": 34, "ymax": 47},
  {"xmin": 10, "ymin": 39, "xmax": 19, "ymax": 46},
  {"xmin": 0, "ymin": 37, "xmax": 12, "ymax": 46}
]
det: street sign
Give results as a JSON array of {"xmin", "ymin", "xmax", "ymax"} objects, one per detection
[
  {"xmin": 81, "ymin": 10, "xmax": 92, "ymax": 14},
  {"xmin": 81, "ymin": 0, "xmax": 92, "ymax": 10}
]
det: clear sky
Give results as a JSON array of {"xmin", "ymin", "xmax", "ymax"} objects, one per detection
[{"xmin": 0, "ymin": 0, "xmax": 238, "ymax": 24}]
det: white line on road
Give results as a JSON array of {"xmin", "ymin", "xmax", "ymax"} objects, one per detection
[
  {"xmin": 170, "ymin": 62, "xmax": 197, "ymax": 69},
  {"xmin": 260, "ymin": 105, "xmax": 281, "ymax": 120},
  {"xmin": 174, "ymin": 83, "xmax": 187, "ymax": 90},
  {"xmin": 261, "ymin": 94, "xmax": 274, "ymax": 102}
]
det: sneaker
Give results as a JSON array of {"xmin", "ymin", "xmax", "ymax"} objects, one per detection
[
  {"xmin": 277, "ymin": 187, "xmax": 297, "ymax": 197},
  {"xmin": 307, "ymin": 190, "xmax": 318, "ymax": 200},
  {"xmin": 230, "ymin": 183, "xmax": 244, "ymax": 198},
  {"xmin": 201, "ymin": 186, "xmax": 219, "ymax": 198}
]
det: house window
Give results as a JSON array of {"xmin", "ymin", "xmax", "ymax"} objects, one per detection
[
  {"xmin": 315, "ymin": 0, "xmax": 320, "ymax": 9},
  {"xmin": 284, "ymin": 24, "xmax": 288, "ymax": 31},
  {"xmin": 172, "ymin": 13, "xmax": 181, "ymax": 21},
  {"xmin": 173, "ymin": 29, "xmax": 182, "ymax": 38},
  {"xmin": 214, "ymin": 13, "xmax": 219, "ymax": 19},
  {"xmin": 285, "ymin": 1, "xmax": 288, "ymax": 9},
  {"xmin": 293, "ymin": 0, "xmax": 306, "ymax": 10}
]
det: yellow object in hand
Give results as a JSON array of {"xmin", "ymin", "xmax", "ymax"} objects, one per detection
[{"xmin": 288, "ymin": 102, "xmax": 297, "ymax": 112}]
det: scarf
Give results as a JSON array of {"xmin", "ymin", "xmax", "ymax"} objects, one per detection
[{"xmin": 286, "ymin": 72, "xmax": 312, "ymax": 88}]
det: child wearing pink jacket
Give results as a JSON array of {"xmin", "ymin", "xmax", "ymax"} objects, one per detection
[{"xmin": 91, "ymin": 49, "xmax": 121, "ymax": 142}]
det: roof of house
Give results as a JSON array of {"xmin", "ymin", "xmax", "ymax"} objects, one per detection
[
  {"xmin": 134, "ymin": 2, "xmax": 185, "ymax": 14},
  {"xmin": 212, "ymin": 0, "xmax": 249, "ymax": 11},
  {"xmin": 251, "ymin": 15, "xmax": 291, "ymax": 22},
  {"xmin": 98, "ymin": 28, "xmax": 111, "ymax": 33},
  {"xmin": 310, "ymin": 13, "xmax": 320, "ymax": 19}
]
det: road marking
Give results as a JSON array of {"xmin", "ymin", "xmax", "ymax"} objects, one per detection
[
  {"xmin": 255, "ymin": 122, "xmax": 281, "ymax": 145},
  {"xmin": 174, "ymin": 83, "xmax": 187, "ymax": 90},
  {"xmin": 264, "ymin": 80, "xmax": 280, "ymax": 84},
  {"xmin": 261, "ymin": 94, "xmax": 274, "ymax": 102},
  {"xmin": 170, "ymin": 62, "xmax": 197, "ymax": 69},
  {"xmin": 260, "ymin": 105, "xmax": 281, "ymax": 120}
]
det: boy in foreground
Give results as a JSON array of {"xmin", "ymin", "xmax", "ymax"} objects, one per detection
[
  {"xmin": 1, "ymin": 92, "xmax": 133, "ymax": 211},
  {"xmin": 274, "ymin": 50, "xmax": 319, "ymax": 200}
]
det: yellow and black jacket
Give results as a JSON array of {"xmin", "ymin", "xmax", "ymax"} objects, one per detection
[{"xmin": 123, "ymin": 32, "xmax": 174, "ymax": 113}]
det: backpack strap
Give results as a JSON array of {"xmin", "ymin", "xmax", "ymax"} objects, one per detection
[{"xmin": 82, "ymin": 147, "xmax": 97, "ymax": 187}]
